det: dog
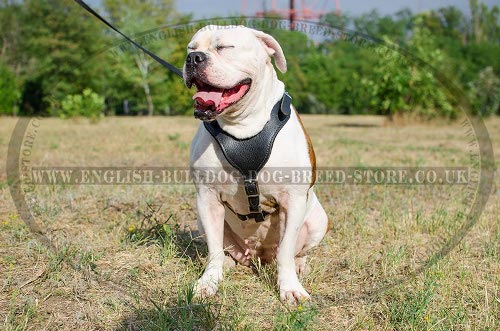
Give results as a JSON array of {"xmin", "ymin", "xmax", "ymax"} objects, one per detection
[{"xmin": 183, "ymin": 25, "xmax": 329, "ymax": 303}]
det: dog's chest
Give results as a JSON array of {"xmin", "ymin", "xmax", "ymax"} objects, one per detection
[{"xmin": 190, "ymin": 111, "xmax": 311, "ymax": 214}]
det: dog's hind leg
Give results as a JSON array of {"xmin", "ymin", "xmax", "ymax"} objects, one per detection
[
  {"xmin": 293, "ymin": 192, "xmax": 328, "ymax": 276},
  {"xmin": 295, "ymin": 192, "xmax": 328, "ymax": 254},
  {"xmin": 223, "ymin": 221, "xmax": 252, "ymax": 266}
]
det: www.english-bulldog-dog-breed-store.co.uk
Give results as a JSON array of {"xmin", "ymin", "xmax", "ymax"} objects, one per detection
[{"xmin": 184, "ymin": 25, "xmax": 329, "ymax": 303}]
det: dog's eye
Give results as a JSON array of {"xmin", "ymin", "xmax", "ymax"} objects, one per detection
[{"xmin": 216, "ymin": 45, "xmax": 234, "ymax": 51}]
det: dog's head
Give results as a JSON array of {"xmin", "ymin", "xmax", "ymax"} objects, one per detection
[{"xmin": 183, "ymin": 25, "xmax": 287, "ymax": 121}]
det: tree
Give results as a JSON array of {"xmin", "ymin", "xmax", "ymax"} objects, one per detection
[
  {"xmin": 103, "ymin": 0, "xmax": 179, "ymax": 115},
  {"xmin": 361, "ymin": 20, "xmax": 455, "ymax": 119},
  {"xmin": 470, "ymin": 0, "xmax": 500, "ymax": 43},
  {"xmin": 437, "ymin": 6, "xmax": 467, "ymax": 42},
  {"xmin": 468, "ymin": 67, "xmax": 500, "ymax": 116},
  {"xmin": 1, "ymin": 0, "xmax": 497, "ymax": 118},
  {"xmin": 17, "ymin": 0, "xmax": 107, "ymax": 115},
  {"xmin": 0, "ymin": 63, "xmax": 19, "ymax": 115},
  {"xmin": 320, "ymin": 12, "xmax": 351, "ymax": 29},
  {"xmin": 353, "ymin": 8, "xmax": 413, "ymax": 41},
  {"xmin": 0, "ymin": 0, "xmax": 23, "ymax": 115},
  {"xmin": 0, "ymin": 0, "xmax": 22, "ymax": 72}
]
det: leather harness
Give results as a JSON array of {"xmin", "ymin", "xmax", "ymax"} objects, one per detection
[{"xmin": 204, "ymin": 92, "xmax": 292, "ymax": 222}]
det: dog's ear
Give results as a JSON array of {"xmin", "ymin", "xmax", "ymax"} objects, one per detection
[{"xmin": 252, "ymin": 30, "xmax": 287, "ymax": 73}]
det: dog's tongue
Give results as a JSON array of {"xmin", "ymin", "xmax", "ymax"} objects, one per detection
[{"xmin": 193, "ymin": 91, "xmax": 223, "ymax": 108}]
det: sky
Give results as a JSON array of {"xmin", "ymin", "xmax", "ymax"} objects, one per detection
[
  {"xmin": 87, "ymin": 0, "xmax": 499, "ymax": 18},
  {"xmin": 175, "ymin": 0, "xmax": 499, "ymax": 18}
]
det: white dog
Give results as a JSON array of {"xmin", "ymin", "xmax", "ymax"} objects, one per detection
[{"xmin": 184, "ymin": 25, "xmax": 329, "ymax": 303}]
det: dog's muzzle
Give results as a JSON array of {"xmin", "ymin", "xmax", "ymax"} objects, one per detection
[
  {"xmin": 185, "ymin": 52, "xmax": 208, "ymax": 80},
  {"xmin": 186, "ymin": 51, "xmax": 207, "ymax": 67},
  {"xmin": 184, "ymin": 51, "xmax": 252, "ymax": 121},
  {"xmin": 184, "ymin": 52, "xmax": 209, "ymax": 89}
]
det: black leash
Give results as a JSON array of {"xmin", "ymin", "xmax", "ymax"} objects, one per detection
[{"xmin": 73, "ymin": 0, "xmax": 183, "ymax": 78}]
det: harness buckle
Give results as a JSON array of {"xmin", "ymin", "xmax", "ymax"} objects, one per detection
[
  {"xmin": 244, "ymin": 179, "xmax": 260, "ymax": 197},
  {"xmin": 244, "ymin": 179, "xmax": 261, "ymax": 213}
]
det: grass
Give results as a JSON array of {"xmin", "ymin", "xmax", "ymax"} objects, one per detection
[{"xmin": 0, "ymin": 115, "xmax": 499, "ymax": 330}]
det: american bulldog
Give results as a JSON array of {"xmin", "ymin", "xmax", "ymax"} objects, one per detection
[{"xmin": 184, "ymin": 25, "xmax": 329, "ymax": 303}]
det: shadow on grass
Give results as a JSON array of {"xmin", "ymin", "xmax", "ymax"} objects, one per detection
[
  {"xmin": 119, "ymin": 203, "xmax": 318, "ymax": 330},
  {"xmin": 126, "ymin": 202, "xmax": 208, "ymax": 262},
  {"xmin": 329, "ymin": 122, "xmax": 380, "ymax": 128},
  {"xmin": 116, "ymin": 283, "xmax": 318, "ymax": 331},
  {"xmin": 118, "ymin": 204, "xmax": 225, "ymax": 329},
  {"xmin": 117, "ymin": 283, "xmax": 225, "ymax": 331}
]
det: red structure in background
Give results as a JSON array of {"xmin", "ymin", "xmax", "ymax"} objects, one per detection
[{"xmin": 241, "ymin": 0, "xmax": 340, "ymax": 28}]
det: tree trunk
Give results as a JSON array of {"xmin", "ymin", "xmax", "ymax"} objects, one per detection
[
  {"xmin": 143, "ymin": 82, "xmax": 154, "ymax": 116},
  {"xmin": 469, "ymin": 0, "xmax": 482, "ymax": 43},
  {"xmin": 135, "ymin": 54, "xmax": 154, "ymax": 116},
  {"xmin": 0, "ymin": 38, "xmax": 7, "ymax": 61}
]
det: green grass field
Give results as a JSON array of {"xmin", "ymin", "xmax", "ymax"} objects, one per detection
[{"xmin": 0, "ymin": 115, "xmax": 498, "ymax": 330}]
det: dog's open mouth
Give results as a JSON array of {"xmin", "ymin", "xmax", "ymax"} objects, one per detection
[{"xmin": 191, "ymin": 79, "xmax": 251, "ymax": 120}]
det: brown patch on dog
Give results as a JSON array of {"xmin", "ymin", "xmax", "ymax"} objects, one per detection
[
  {"xmin": 295, "ymin": 109, "xmax": 316, "ymax": 188},
  {"xmin": 327, "ymin": 217, "xmax": 334, "ymax": 232},
  {"xmin": 261, "ymin": 197, "xmax": 278, "ymax": 214}
]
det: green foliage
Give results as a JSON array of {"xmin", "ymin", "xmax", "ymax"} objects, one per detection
[
  {"xmin": 388, "ymin": 278, "xmax": 438, "ymax": 329},
  {"xmin": 135, "ymin": 283, "xmax": 222, "ymax": 330},
  {"xmin": 361, "ymin": 45, "xmax": 413, "ymax": 117},
  {"xmin": 468, "ymin": 67, "xmax": 500, "ymax": 116},
  {"xmin": 57, "ymin": 88, "xmax": 104, "ymax": 119},
  {"xmin": 273, "ymin": 304, "xmax": 318, "ymax": 330},
  {"xmin": 0, "ymin": 0, "xmax": 22, "ymax": 68},
  {"xmin": 469, "ymin": 0, "xmax": 500, "ymax": 43},
  {"xmin": 0, "ymin": 63, "xmax": 19, "ymax": 115},
  {"xmin": 102, "ymin": 0, "xmax": 181, "ymax": 116},
  {"xmin": 362, "ymin": 21, "xmax": 456, "ymax": 118},
  {"xmin": 0, "ymin": 0, "xmax": 498, "ymax": 118},
  {"xmin": 16, "ymin": 0, "xmax": 108, "ymax": 115},
  {"xmin": 353, "ymin": 8, "xmax": 413, "ymax": 40}
]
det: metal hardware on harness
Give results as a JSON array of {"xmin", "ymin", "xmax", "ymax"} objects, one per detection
[
  {"xmin": 222, "ymin": 201, "xmax": 269, "ymax": 223},
  {"xmin": 204, "ymin": 92, "xmax": 292, "ymax": 222},
  {"xmin": 244, "ymin": 178, "xmax": 261, "ymax": 212}
]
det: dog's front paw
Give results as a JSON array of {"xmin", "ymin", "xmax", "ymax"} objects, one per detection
[
  {"xmin": 278, "ymin": 276, "xmax": 310, "ymax": 304},
  {"xmin": 194, "ymin": 275, "xmax": 220, "ymax": 299}
]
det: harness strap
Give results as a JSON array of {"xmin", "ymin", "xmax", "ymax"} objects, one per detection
[
  {"xmin": 205, "ymin": 93, "xmax": 292, "ymax": 222},
  {"xmin": 223, "ymin": 201, "xmax": 270, "ymax": 222}
]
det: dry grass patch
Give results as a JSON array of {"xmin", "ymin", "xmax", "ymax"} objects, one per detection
[{"xmin": 0, "ymin": 115, "xmax": 498, "ymax": 330}]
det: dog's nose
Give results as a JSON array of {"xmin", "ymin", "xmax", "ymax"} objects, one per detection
[{"xmin": 186, "ymin": 52, "xmax": 207, "ymax": 66}]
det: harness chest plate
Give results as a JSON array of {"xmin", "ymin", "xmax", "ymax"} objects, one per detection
[{"xmin": 204, "ymin": 92, "xmax": 292, "ymax": 222}]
